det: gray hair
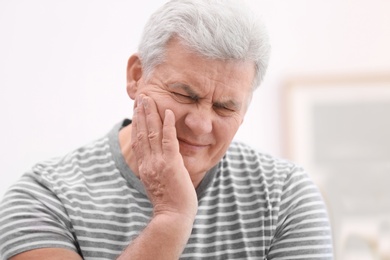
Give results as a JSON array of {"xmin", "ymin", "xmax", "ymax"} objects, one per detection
[{"xmin": 138, "ymin": 0, "xmax": 271, "ymax": 90}]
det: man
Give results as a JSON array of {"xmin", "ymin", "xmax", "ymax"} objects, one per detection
[{"xmin": 0, "ymin": 0, "xmax": 333, "ymax": 259}]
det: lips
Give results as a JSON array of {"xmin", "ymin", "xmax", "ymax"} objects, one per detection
[{"xmin": 178, "ymin": 138, "xmax": 209, "ymax": 149}]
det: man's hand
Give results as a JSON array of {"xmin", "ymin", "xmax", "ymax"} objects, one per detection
[
  {"xmin": 116, "ymin": 94, "xmax": 198, "ymax": 259},
  {"xmin": 131, "ymin": 94, "xmax": 198, "ymax": 221}
]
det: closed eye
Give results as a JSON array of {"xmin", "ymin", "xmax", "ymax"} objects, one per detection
[
  {"xmin": 213, "ymin": 103, "xmax": 237, "ymax": 116},
  {"xmin": 172, "ymin": 92, "xmax": 198, "ymax": 103}
]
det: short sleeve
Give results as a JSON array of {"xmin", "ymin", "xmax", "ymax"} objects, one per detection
[
  {"xmin": 0, "ymin": 173, "xmax": 79, "ymax": 259},
  {"xmin": 268, "ymin": 167, "xmax": 334, "ymax": 259}
]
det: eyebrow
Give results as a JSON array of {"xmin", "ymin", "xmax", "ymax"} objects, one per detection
[
  {"xmin": 214, "ymin": 99, "xmax": 241, "ymax": 110},
  {"xmin": 168, "ymin": 82, "xmax": 242, "ymax": 110}
]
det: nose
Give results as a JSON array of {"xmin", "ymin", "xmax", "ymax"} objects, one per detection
[{"xmin": 184, "ymin": 106, "xmax": 213, "ymax": 135}]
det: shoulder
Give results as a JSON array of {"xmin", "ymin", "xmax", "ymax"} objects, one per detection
[
  {"xmin": 225, "ymin": 140, "xmax": 299, "ymax": 181},
  {"xmin": 0, "ymin": 135, "xmax": 114, "ymax": 213},
  {"xmin": 223, "ymin": 141, "xmax": 320, "ymax": 207},
  {"xmin": 3, "ymin": 135, "xmax": 119, "ymax": 218},
  {"xmin": 30, "ymin": 136, "xmax": 113, "ymax": 187}
]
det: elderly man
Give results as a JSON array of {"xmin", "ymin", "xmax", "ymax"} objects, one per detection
[{"xmin": 0, "ymin": 0, "xmax": 333, "ymax": 259}]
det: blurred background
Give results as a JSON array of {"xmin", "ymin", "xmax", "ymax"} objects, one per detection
[{"xmin": 0, "ymin": 0, "xmax": 389, "ymax": 258}]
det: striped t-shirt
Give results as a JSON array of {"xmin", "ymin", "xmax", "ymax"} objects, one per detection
[{"xmin": 0, "ymin": 120, "xmax": 333, "ymax": 259}]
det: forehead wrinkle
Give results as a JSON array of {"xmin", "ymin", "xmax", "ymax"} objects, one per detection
[{"xmin": 209, "ymin": 78, "xmax": 244, "ymax": 110}]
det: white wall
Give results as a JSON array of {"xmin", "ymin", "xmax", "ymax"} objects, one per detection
[
  {"xmin": 1, "ymin": 0, "xmax": 390, "ymax": 258},
  {"xmin": 1, "ymin": 0, "xmax": 390, "ymax": 194},
  {"xmin": 1, "ymin": 0, "xmax": 390, "ymax": 191},
  {"xmin": 0, "ymin": 0, "xmax": 166, "ymax": 196}
]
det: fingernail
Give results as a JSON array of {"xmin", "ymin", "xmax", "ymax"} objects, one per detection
[
  {"xmin": 133, "ymin": 98, "xmax": 138, "ymax": 109},
  {"xmin": 142, "ymin": 97, "xmax": 148, "ymax": 109}
]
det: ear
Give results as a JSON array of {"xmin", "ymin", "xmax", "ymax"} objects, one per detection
[{"xmin": 126, "ymin": 54, "xmax": 143, "ymax": 100}]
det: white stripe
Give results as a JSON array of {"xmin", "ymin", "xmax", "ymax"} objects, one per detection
[
  {"xmin": 275, "ymin": 235, "xmax": 332, "ymax": 244},
  {"xmin": 69, "ymin": 142, "xmax": 109, "ymax": 156},
  {"xmin": 181, "ymin": 245, "xmax": 253, "ymax": 257},
  {"xmin": 196, "ymin": 206, "xmax": 274, "ymax": 220},
  {"xmin": 3, "ymin": 186, "xmax": 70, "ymax": 220},
  {"xmin": 281, "ymin": 226, "xmax": 332, "ymax": 236},
  {"xmin": 55, "ymin": 177, "xmax": 126, "ymax": 188},
  {"xmin": 187, "ymin": 235, "xmax": 268, "ymax": 249},
  {"xmin": 0, "ymin": 233, "xmax": 55, "ymax": 251},
  {"xmin": 80, "ymin": 246, "xmax": 121, "ymax": 255},
  {"xmin": 77, "ymin": 236, "xmax": 129, "ymax": 246},
  {"xmin": 44, "ymin": 152, "xmax": 113, "ymax": 174},
  {"xmin": 0, "ymin": 212, "xmax": 67, "ymax": 231},
  {"xmin": 274, "ymin": 253, "xmax": 334, "ymax": 260},
  {"xmin": 74, "ymin": 225, "xmax": 145, "ymax": 236},
  {"xmin": 1, "ymin": 226, "xmax": 74, "ymax": 251},
  {"xmin": 2, "ymin": 240, "xmax": 76, "ymax": 259},
  {"xmin": 70, "ymin": 215, "xmax": 149, "ymax": 227},
  {"xmin": 270, "ymin": 244, "xmax": 333, "ymax": 254},
  {"xmin": 199, "ymin": 197, "xmax": 271, "ymax": 210},
  {"xmin": 65, "ymin": 199, "xmax": 151, "ymax": 212},
  {"xmin": 194, "ymin": 217, "xmax": 275, "ymax": 230},
  {"xmin": 190, "ymin": 226, "xmax": 275, "ymax": 239}
]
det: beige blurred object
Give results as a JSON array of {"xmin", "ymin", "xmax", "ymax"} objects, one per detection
[
  {"xmin": 282, "ymin": 74, "xmax": 390, "ymax": 259},
  {"xmin": 340, "ymin": 218, "xmax": 390, "ymax": 260},
  {"xmin": 377, "ymin": 221, "xmax": 390, "ymax": 260},
  {"xmin": 342, "ymin": 234, "xmax": 375, "ymax": 260}
]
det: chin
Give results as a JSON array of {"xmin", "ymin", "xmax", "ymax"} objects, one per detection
[{"xmin": 184, "ymin": 156, "xmax": 216, "ymax": 175}]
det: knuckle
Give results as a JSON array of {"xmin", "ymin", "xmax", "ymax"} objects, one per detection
[
  {"xmin": 136, "ymin": 131, "xmax": 146, "ymax": 141},
  {"xmin": 148, "ymin": 130, "xmax": 159, "ymax": 140},
  {"xmin": 154, "ymin": 158, "xmax": 164, "ymax": 169},
  {"xmin": 130, "ymin": 140, "xmax": 139, "ymax": 151}
]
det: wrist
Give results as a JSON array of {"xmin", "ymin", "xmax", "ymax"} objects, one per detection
[
  {"xmin": 147, "ymin": 213, "xmax": 195, "ymax": 252},
  {"xmin": 117, "ymin": 211, "xmax": 196, "ymax": 260},
  {"xmin": 153, "ymin": 200, "xmax": 198, "ymax": 224},
  {"xmin": 152, "ymin": 210, "xmax": 196, "ymax": 233}
]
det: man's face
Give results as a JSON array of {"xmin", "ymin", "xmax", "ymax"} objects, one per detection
[{"xmin": 128, "ymin": 39, "xmax": 255, "ymax": 179}]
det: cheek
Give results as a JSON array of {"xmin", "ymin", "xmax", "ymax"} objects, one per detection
[
  {"xmin": 138, "ymin": 90, "xmax": 169, "ymax": 122},
  {"xmin": 152, "ymin": 95, "xmax": 186, "ymax": 123},
  {"xmin": 152, "ymin": 99, "xmax": 166, "ymax": 122},
  {"xmin": 149, "ymin": 95, "xmax": 179, "ymax": 124},
  {"xmin": 215, "ymin": 118, "xmax": 242, "ymax": 141}
]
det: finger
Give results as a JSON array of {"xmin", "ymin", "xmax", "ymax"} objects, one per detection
[
  {"xmin": 143, "ymin": 96, "xmax": 163, "ymax": 155},
  {"xmin": 133, "ymin": 95, "xmax": 151, "ymax": 157},
  {"xmin": 133, "ymin": 94, "xmax": 138, "ymax": 110},
  {"xmin": 131, "ymin": 95, "xmax": 138, "ymax": 147},
  {"xmin": 162, "ymin": 109, "xmax": 180, "ymax": 157},
  {"xmin": 131, "ymin": 107, "xmax": 143, "ymax": 160}
]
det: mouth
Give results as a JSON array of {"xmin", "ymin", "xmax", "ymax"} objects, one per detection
[{"xmin": 178, "ymin": 138, "xmax": 209, "ymax": 151}]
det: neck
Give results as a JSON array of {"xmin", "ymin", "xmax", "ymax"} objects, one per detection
[{"xmin": 118, "ymin": 124, "xmax": 139, "ymax": 177}]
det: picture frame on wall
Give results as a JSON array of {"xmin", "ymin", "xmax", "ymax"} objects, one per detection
[{"xmin": 282, "ymin": 75, "xmax": 390, "ymax": 259}]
